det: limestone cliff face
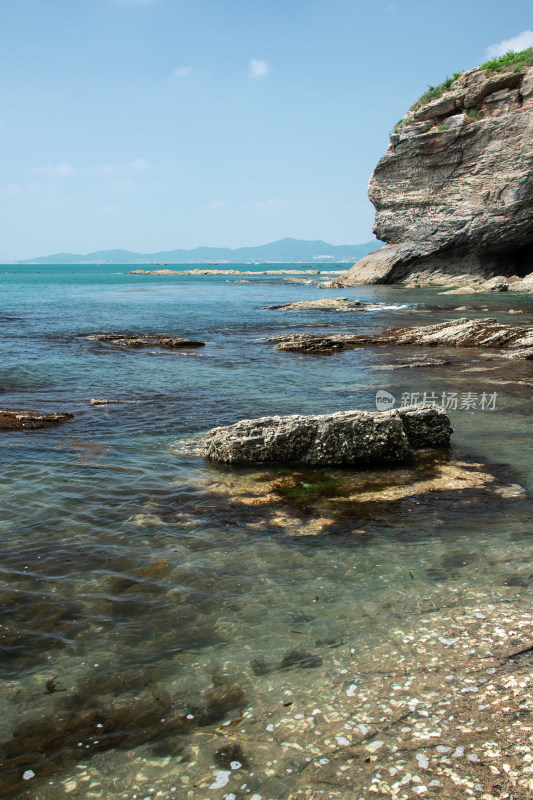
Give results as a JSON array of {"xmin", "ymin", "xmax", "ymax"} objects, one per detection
[{"xmin": 341, "ymin": 61, "xmax": 533, "ymax": 286}]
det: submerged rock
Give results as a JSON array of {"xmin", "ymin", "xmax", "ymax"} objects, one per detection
[
  {"xmin": 87, "ymin": 333, "xmax": 205, "ymax": 348},
  {"xmin": 373, "ymin": 357, "xmax": 451, "ymax": 370},
  {"xmin": 250, "ymin": 650, "xmax": 323, "ymax": 676},
  {"xmin": 0, "ymin": 681, "xmax": 246, "ymax": 798},
  {"xmin": 194, "ymin": 454, "xmax": 523, "ymax": 538},
  {"xmin": 0, "ymin": 409, "xmax": 73, "ymax": 432},
  {"xmin": 278, "ymin": 650, "xmax": 323, "ymax": 670},
  {"xmin": 250, "ymin": 658, "xmax": 272, "ymax": 676},
  {"xmin": 203, "ymin": 406, "xmax": 452, "ymax": 466},
  {"xmin": 214, "ymin": 741, "xmax": 250, "ymax": 769}
]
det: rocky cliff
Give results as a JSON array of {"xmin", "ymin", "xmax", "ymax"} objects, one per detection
[{"xmin": 340, "ymin": 49, "xmax": 533, "ymax": 288}]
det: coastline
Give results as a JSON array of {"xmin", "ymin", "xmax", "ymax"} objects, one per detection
[
  {"xmin": 127, "ymin": 268, "xmax": 345, "ymax": 276},
  {"xmin": 0, "ymin": 264, "xmax": 531, "ymax": 800}
]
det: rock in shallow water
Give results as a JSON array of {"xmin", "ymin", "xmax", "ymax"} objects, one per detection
[
  {"xmin": 268, "ymin": 333, "xmax": 346, "ymax": 353},
  {"xmin": 342, "ymin": 317, "xmax": 533, "ymax": 356},
  {"xmin": 0, "ymin": 409, "xmax": 74, "ymax": 432},
  {"xmin": 203, "ymin": 406, "xmax": 452, "ymax": 466},
  {"xmin": 267, "ymin": 298, "xmax": 364, "ymax": 311},
  {"xmin": 86, "ymin": 333, "xmax": 205, "ymax": 348}
]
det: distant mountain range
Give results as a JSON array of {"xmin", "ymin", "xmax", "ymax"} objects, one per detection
[{"xmin": 16, "ymin": 238, "xmax": 381, "ymax": 265}]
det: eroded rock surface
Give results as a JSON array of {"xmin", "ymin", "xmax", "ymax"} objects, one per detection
[
  {"xmin": 203, "ymin": 406, "xmax": 451, "ymax": 466},
  {"xmin": 339, "ymin": 58, "xmax": 533, "ymax": 288},
  {"xmin": 267, "ymin": 318, "xmax": 533, "ymax": 357},
  {"xmin": 344, "ymin": 317, "xmax": 533, "ymax": 357},
  {"xmin": 0, "ymin": 410, "xmax": 74, "ymax": 432}
]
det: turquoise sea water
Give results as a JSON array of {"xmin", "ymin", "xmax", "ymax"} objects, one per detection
[{"xmin": 0, "ymin": 264, "xmax": 532, "ymax": 799}]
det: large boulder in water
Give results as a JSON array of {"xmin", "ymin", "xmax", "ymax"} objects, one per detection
[{"xmin": 203, "ymin": 406, "xmax": 452, "ymax": 466}]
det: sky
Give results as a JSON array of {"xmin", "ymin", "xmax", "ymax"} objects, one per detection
[{"xmin": 0, "ymin": 0, "xmax": 532, "ymax": 261}]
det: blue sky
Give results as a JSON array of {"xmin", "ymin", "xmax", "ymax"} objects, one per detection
[{"xmin": 0, "ymin": 0, "xmax": 532, "ymax": 260}]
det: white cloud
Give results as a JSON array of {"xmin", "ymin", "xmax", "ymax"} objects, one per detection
[
  {"xmin": 31, "ymin": 163, "xmax": 75, "ymax": 177},
  {"xmin": 108, "ymin": 178, "xmax": 136, "ymax": 191},
  {"xmin": 24, "ymin": 158, "xmax": 149, "ymax": 184},
  {"xmin": 172, "ymin": 66, "xmax": 193, "ymax": 79},
  {"xmin": 249, "ymin": 198, "xmax": 288, "ymax": 210},
  {"xmin": 486, "ymin": 30, "xmax": 533, "ymax": 59},
  {"xmin": 248, "ymin": 59, "xmax": 270, "ymax": 79},
  {"xmin": 96, "ymin": 204, "xmax": 121, "ymax": 216},
  {"xmin": 95, "ymin": 158, "xmax": 150, "ymax": 175},
  {"xmin": 205, "ymin": 200, "xmax": 227, "ymax": 212},
  {"xmin": 0, "ymin": 183, "xmax": 24, "ymax": 197}
]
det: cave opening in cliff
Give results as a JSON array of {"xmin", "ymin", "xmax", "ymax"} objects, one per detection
[
  {"xmin": 513, "ymin": 242, "xmax": 533, "ymax": 277},
  {"xmin": 483, "ymin": 240, "xmax": 533, "ymax": 278}
]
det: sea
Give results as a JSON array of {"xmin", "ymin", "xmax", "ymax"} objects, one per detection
[{"xmin": 0, "ymin": 263, "xmax": 532, "ymax": 799}]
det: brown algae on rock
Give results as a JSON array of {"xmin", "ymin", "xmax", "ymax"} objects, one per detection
[
  {"xmin": 86, "ymin": 333, "xmax": 205, "ymax": 349},
  {"xmin": 0, "ymin": 409, "xmax": 74, "ymax": 432},
  {"xmin": 181, "ymin": 452, "xmax": 525, "ymax": 538},
  {"xmin": 0, "ymin": 681, "xmax": 246, "ymax": 797}
]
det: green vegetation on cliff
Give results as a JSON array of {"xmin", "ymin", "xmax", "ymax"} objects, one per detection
[
  {"xmin": 394, "ymin": 47, "xmax": 533, "ymax": 131},
  {"xmin": 481, "ymin": 46, "xmax": 533, "ymax": 73},
  {"xmin": 406, "ymin": 46, "xmax": 533, "ymax": 117},
  {"xmin": 409, "ymin": 72, "xmax": 464, "ymax": 114}
]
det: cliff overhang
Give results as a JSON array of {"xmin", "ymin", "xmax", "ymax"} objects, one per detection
[{"xmin": 341, "ymin": 49, "xmax": 533, "ymax": 288}]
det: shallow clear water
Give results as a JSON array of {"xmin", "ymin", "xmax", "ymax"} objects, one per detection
[{"xmin": 0, "ymin": 264, "xmax": 532, "ymax": 799}]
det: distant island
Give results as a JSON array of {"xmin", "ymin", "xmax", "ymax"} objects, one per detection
[{"xmin": 15, "ymin": 237, "xmax": 381, "ymax": 265}]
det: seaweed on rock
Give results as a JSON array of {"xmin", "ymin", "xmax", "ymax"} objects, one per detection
[
  {"xmin": 0, "ymin": 588, "xmax": 89, "ymax": 677},
  {"xmin": 0, "ymin": 682, "xmax": 246, "ymax": 797}
]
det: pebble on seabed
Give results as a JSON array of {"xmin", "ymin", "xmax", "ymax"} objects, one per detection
[{"xmin": 20, "ymin": 585, "xmax": 533, "ymax": 800}]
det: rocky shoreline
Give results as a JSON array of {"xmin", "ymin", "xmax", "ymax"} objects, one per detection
[
  {"xmin": 337, "ymin": 317, "xmax": 533, "ymax": 357},
  {"xmin": 2, "ymin": 273, "xmax": 532, "ymax": 800},
  {"xmin": 263, "ymin": 317, "xmax": 533, "ymax": 357},
  {"xmin": 2, "ymin": 51, "xmax": 533, "ymax": 800},
  {"xmin": 263, "ymin": 592, "xmax": 533, "ymax": 800}
]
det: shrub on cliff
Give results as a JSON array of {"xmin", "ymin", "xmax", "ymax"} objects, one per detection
[
  {"xmin": 406, "ymin": 46, "xmax": 533, "ymax": 119},
  {"xmin": 481, "ymin": 46, "xmax": 533, "ymax": 74},
  {"xmin": 411, "ymin": 72, "xmax": 464, "ymax": 112}
]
